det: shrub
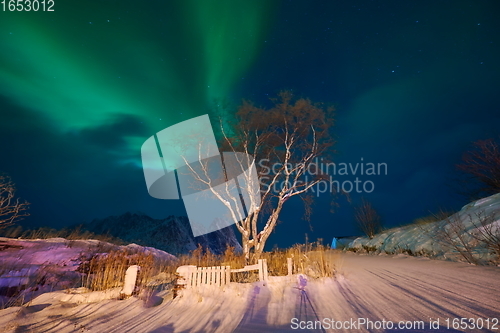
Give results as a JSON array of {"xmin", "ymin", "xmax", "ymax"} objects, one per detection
[
  {"xmin": 78, "ymin": 249, "xmax": 155, "ymax": 292},
  {"xmin": 354, "ymin": 198, "xmax": 383, "ymax": 238},
  {"xmin": 0, "ymin": 175, "xmax": 29, "ymax": 229},
  {"xmin": 456, "ymin": 138, "xmax": 500, "ymax": 199},
  {"xmin": 0, "ymin": 225, "xmax": 125, "ymax": 245},
  {"xmin": 413, "ymin": 208, "xmax": 454, "ymax": 225}
]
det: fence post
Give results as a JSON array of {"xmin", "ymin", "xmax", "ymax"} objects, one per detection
[
  {"xmin": 121, "ymin": 265, "xmax": 140, "ymax": 297},
  {"xmin": 263, "ymin": 259, "xmax": 268, "ymax": 282},
  {"xmin": 226, "ymin": 265, "xmax": 231, "ymax": 284},
  {"xmin": 287, "ymin": 258, "xmax": 293, "ymax": 276},
  {"xmin": 176, "ymin": 265, "xmax": 197, "ymax": 289}
]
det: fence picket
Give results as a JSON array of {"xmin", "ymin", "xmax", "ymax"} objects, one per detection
[
  {"xmin": 177, "ymin": 259, "xmax": 268, "ymax": 288},
  {"xmin": 220, "ymin": 266, "xmax": 225, "ymax": 285},
  {"xmin": 196, "ymin": 267, "xmax": 201, "ymax": 286},
  {"xmin": 215, "ymin": 266, "xmax": 220, "ymax": 286}
]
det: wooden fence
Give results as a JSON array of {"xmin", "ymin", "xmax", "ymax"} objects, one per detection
[{"xmin": 176, "ymin": 259, "xmax": 268, "ymax": 288}]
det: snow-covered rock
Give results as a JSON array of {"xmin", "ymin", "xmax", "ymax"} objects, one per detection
[{"xmin": 348, "ymin": 193, "xmax": 500, "ymax": 263}]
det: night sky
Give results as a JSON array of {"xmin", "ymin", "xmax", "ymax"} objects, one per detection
[{"xmin": 1, "ymin": 0, "xmax": 499, "ymax": 249}]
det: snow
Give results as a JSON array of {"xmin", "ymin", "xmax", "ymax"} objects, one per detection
[
  {"xmin": 33, "ymin": 287, "xmax": 123, "ymax": 305},
  {"xmin": 0, "ymin": 267, "xmax": 35, "ymax": 288},
  {"xmin": 0, "ymin": 237, "xmax": 176, "ymax": 307},
  {"xmin": 0, "ymin": 238, "xmax": 175, "ymax": 269},
  {"xmin": 349, "ymin": 192, "xmax": 500, "ymax": 263},
  {"xmin": 310, "ymin": 253, "xmax": 500, "ymax": 331},
  {"xmin": 0, "ymin": 252, "xmax": 498, "ymax": 332}
]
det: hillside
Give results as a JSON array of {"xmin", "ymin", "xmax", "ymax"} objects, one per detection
[
  {"xmin": 349, "ymin": 193, "xmax": 500, "ymax": 264},
  {"xmin": 84, "ymin": 213, "xmax": 242, "ymax": 255}
]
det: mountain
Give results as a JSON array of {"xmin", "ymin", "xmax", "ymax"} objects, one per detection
[{"xmin": 84, "ymin": 213, "xmax": 242, "ymax": 255}]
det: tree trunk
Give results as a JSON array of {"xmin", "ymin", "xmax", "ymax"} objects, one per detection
[
  {"xmin": 241, "ymin": 233, "xmax": 251, "ymax": 265},
  {"xmin": 252, "ymin": 204, "xmax": 283, "ymax": 263},
  {"xmin": 253, "ymin": 242, "xmax": 264, "ymax": 262}
]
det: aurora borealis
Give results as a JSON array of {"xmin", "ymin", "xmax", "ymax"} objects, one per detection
[
  {"xmin": 0, "ymin": 0, "xmax": 274, "ymax": 139},
  {"xmin": 1, "ymin": 0, "xmax": 499, "ymax": 247}
]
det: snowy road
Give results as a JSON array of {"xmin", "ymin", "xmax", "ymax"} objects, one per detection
[
  {"xmin": 302, "ymin": 252, "xmax": 500, "ymax": 332},
  {"xmin": 234, "ymin": 252, "xmax": 500, "ymax": 332}
]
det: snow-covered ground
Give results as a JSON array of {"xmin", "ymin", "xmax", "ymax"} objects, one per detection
[
  {"xmin": 349, "ymin": 193, "xmax": 500, "ymax": 264},
  {"xmin": 316, "ymin": 252, "xmax": 500, "ymax": 332},
  {"xmin": 0, "ymin": 237, "xmax": 175, "ymax": 307},
  {"xmin": 0, "ymin": 252, "xmax": 498, "ymax": 332}
]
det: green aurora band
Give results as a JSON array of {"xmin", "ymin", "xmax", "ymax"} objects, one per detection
[{"xmin": 0, "ymin": 0, "xmax": 274, "ymax": 155}]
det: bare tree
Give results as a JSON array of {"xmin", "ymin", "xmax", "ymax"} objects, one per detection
[
  {"xmin": 0, "ymin": 175, "xmax": 30, "ymax": 229},
  {"xmin": 188, "ymin": 91, "xmax": 335, "ymax": 263},
  {"xmin": 456, "ymin": 138, "xmax": 500, "ymax": 199},
  {"xmin": 468, "ymin": 211, "xmax": 500, "ymax": 263},
  {"xmin": 354, "ymin": 198, "xmax": 382, "ymax": 239},
  {"xmin": 416, "ymin": 209, "xmax": 500, "ymax": 265},
  {"xmin": 434, "ymin": 213, "xmax": 479, "ymax": 264}
]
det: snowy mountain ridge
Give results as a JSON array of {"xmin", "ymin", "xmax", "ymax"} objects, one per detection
[{"xmin": 84, "ymin": 213, "xmax": 242, "ymax": 255}]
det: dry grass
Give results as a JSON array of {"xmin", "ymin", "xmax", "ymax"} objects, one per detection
[
  {"xmin": 0, "ymin": 225, "xmax": 125, "ymax": 245},
  {"xmin": 167, "ymin": 240, "xmax": 336, "ymax": 283},
  {"xmin": 267, "ymin": 240, "xmax": 336, "ymax": 278},
  {"xmin": 77, "ymin": 249, "xmax": 157, "ymax": 292},
  {"xmin": 413, "ymin": 208, "xmax": 454, "ymax": 225}
]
